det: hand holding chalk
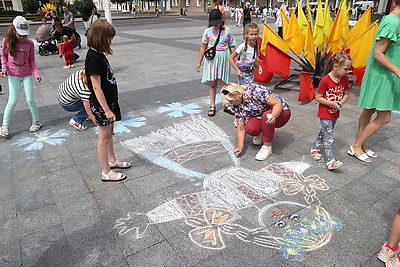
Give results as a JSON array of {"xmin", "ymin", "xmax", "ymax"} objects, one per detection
[{"xmin": 266, "ymin": 114, "xmax": 273, "ymax": 120}]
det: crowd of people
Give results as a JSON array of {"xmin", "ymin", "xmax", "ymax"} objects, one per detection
[{"xmin": 0, "ymin": 0, "xmax": 400, "ymax": 263}]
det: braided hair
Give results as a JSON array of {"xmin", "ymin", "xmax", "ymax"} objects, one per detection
[{"xmin": 242, "ymin": 23, "xmax": 259, "ymax": 62}]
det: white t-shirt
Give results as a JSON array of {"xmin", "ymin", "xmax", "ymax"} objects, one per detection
[{"xmin": 235, "ymin": 43, "xmax": 255, "ymax": 61}]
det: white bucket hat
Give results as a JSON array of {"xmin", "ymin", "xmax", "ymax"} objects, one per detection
[{"xmin": 13, "ymin": 16, "xmax": 30, "ymax": 36}]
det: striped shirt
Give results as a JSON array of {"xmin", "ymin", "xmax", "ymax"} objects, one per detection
[{"xmin": 58, "ymin": 70, "xmax": 91, "ymax": 106}]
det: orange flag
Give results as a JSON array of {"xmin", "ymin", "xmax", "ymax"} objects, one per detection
[
  {"xmin": 281, "ymin": 9, "xmax": 290, "ymax": 39},
  {"xmin": 346, "ymin": 7, "xmax": 371, "ymax": 47},
  {"xmin": 304, "ymin": 21, "xmax": 316, "ymax": 69},
  {"xmin": 285, "ymin": 10, "xmax": 305, "ymax": 55},
  {"xmin": 260, "ymin": 23, "xmax": 291, "ymax": 56},
  {"xmin": 346, "ymin": 20, "xmax": 378, "ymax": 69},
  {"xmin": 327, "ymin": 9, "xmax": 343, "ymax": 54}
]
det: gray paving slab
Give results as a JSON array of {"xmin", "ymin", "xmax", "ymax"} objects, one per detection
[{"xmin": 0, "ymin": 13, "xmax": 398, "ymax": 266}]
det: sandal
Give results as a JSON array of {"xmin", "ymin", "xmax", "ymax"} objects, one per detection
[
  {"xmin": 0, "ymin": 126, "xmax": 10, "ymax": 138},
  {"xmin": 223, "ymin": 106, "xmax": 235, "ymax": 116},
  {"xmin": 101, "ymin": 170, "xmax": 127, "ymax": 182},
  {"xmin": 69, "ymin": 118, "xmax": 88, "ymax": 131},
  {"xmin": 348, "ymin": 145, "xmax": 371, "ymax": 163},
  {"xmin": 29, "ymin": 122, "xmax": 42, "ymax": 132},
  {"xmin": 310, "ymin": 147, "xmax": 322, "ymax": 161},
  {"xmin": 364, "ymin": 149, "xmax": 377, "ymax": 158},
  {"xmin": 109, "ymin": 160, "xmax": 131, "ymax": 169},
  {"xmin": 208, "ymin": 106, "xmax": 216, "ymax": 117}
]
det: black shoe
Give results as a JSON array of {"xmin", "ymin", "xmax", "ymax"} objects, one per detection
[
  {"xmin": 72, "ymin": 53, "xmax": 80, "ymax": 63},
  {"xmin": 223, "ymin": 107, "xmax": 235, "ymax": 116}
]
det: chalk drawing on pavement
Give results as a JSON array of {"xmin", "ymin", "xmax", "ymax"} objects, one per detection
[
  {"xmin": 93, "ymin": 113, "xmax": 146, "ymax": 134},
  {"xmin": 13, "ymin": 129, "xmax": 69, "ymax": 151},
  {"xmin": 115, "ymin": 116, "xmax": 342, "ymax": 261},
  {"xmin": 157, "ymin": 102, "xmax": 202, "ymax": 118},
  {"xmin": 122, "ymin": 116, "xmax": 238, "ymax": 178}
]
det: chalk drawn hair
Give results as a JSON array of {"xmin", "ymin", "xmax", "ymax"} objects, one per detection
[
  {"xmin": 221, "ymin": 83, "xmax": 245, "ymax": 103},
  {"xmin": 122, "ymin": 116, "xmax": 238, "ymax": 178}
]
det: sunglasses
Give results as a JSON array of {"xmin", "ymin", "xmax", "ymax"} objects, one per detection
[{"xmin": 222, "ymin": 89, "xmax": 230, "ymax": 95}]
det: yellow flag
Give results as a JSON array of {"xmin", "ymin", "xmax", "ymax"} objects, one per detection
[
  {"xmin": 297, "ymin": 0, "xmax": 309, "ymax": 35},
  {"xmin": 323, "ymin": 0, "xmax": 332, "ymax": 41},
  {"xmin": 281, "ymin": 8, "xmax": 290, "ymax": 39},
  {"xmin": 285, "ymin": 10, "xmax": 305, "ymax": 55},
  {"xmin": 347, "ymin": 20, "xmax": 378, "ymax": 69},
  {"xmin": 327, "ymin": 9, "xmax": 343, "ymax": 54},
  {"xmin": 341, "ymin": 4, "xmax": 350, "ymax": 43},
  {"xmin": 313, "ymin": 0, "xmax": 325, "ymax": 51},
  {"xmin": 306, "ymin": 0, "xmax": 313, "ymax": 25},
  {"xmin": 346, "ymin": 7, "xmax": 371, "ymax": 47},
  {"xmin": 304, "ymin": 21, "xmax": 316, "ymax": 69},
  {"xmin": 260, "ymin": 23, "xmax": 291, "ymax": 56}
]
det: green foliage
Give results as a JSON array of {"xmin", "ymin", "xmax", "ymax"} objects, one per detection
[
  {"xmin": 22, "ymin": 0, "xmax": 39, "ymax": 14},
  {"xmin": 74, "ymin": 0, "xmax": 95, "ymax": 13}
]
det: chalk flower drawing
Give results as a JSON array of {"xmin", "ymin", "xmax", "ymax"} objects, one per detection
[
  {"xmin": 13, "ymin": 129, "xmax": 69, "ymax": 151},
  {"xmin": 277, "ymin": 174, "xmax": 329, "ymax": 205},
  {"xmin": 93, "ymin": 113, "xmax": 146, "ymax": 134},
  {"xmin": 185, "ymin": 208, "xmax": 238, "ymax": 250},
  {"xmin": 157, "ymin": 102, "xmax": 201, "ymax": 118}
]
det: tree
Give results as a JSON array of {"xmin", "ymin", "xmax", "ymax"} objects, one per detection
[{"xmin": 22, "ymin": 0, "xmax": 39, "ymax": 14}]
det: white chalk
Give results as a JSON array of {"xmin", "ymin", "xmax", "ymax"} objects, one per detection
[{"xmin": 266, "ymin": 114, "xmax": 273, "ymax": 120}]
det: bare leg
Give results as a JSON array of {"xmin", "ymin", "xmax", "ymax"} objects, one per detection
[
  {"xmin": 388, "ymin": 214, "xmax": 400, "ymax": 248},
  {"xmin": 209, "ymin": 79, "xmax": 218, "ymax": 108},
  {"xmin": 107, "ymin": 125, "xmax": 116, "ymax": 164},
  {"xmin": 352, "ymin": 110, "xmax": 391, "ymax": 156},
  {"xmin": 356, "ymin": 108, "xmax": 375, "ymax": 152},
  {"xmin": 97, "ymin": 124, "xmax": 113, "ymax": 174}
]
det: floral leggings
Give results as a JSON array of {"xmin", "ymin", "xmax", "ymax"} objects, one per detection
[{"xmin": 312, "ymin": 118, "xmax": 337, "ymax": 162}]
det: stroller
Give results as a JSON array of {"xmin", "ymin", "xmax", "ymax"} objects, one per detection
[{"xmin": 35, "ymin": 23, "xmax": 58, "ymax": 56}]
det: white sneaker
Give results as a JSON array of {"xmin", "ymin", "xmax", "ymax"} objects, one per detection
[
  {"xmin": 70, "ymin": 64, "xmax": 74, "ymax": 68},
  {"xmin": 255, "ymin": 145, "xmax": 272, "ymax": 161},
  {"xmin": 252, "ymin": 133, "xmax": 263, "ymax": 145},
  {"xmin": 63, "ymin": 65, "xmax": 68, "ymax": 69}
]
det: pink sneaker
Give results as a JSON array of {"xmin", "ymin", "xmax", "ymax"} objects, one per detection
[{"xmin": 378, "ymin": 243, "xmax": 399, "ymax": 263}]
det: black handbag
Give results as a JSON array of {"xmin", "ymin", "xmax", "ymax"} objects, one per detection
[{"xmin": 204, "ymin": 28, "xmax": 221, "ymax": 60}]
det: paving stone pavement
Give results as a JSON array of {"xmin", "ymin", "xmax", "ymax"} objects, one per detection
[{"xmin": 0, "ymin": 14, "xmax": 399, "ymax": 267}]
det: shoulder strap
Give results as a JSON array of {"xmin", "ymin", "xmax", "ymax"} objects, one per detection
[{"xmin": 213, "ymin": 28, "xmax": 222, "ymax": 48}]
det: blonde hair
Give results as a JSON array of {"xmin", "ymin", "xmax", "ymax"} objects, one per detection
[
  {"xmin": 80, "ymin": 70, "xmax": 87, "ymax": 86},
  {"xmin": 87, "ymin": 20, "xmax": 116, "ymax": 55},
  {"xmin": 221, "ymin": 83, "xmax": 245, "ymax": 103}
]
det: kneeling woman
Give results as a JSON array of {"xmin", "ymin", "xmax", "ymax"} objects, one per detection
[{"xmin": 221, "ymin": 83, "xmax": 291, "ymax": 160}]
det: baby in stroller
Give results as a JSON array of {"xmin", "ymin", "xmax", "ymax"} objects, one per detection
[{"xmin": 36, "ymin": 19, "xmax": 58, "ymax": 56}]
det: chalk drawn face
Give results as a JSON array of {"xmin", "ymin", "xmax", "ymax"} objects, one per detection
[
  {"xmin": 258, "ymin": 201, "xmax": 342, "ymax": 261},
  {"xmin": 258, "ymin": 201, "xmax": 313, "ymax": 237}
]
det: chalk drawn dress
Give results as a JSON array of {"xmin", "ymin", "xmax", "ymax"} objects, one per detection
[{"xmin": 358, "ymin": 14, "xmax": 400, "ymax": 111}]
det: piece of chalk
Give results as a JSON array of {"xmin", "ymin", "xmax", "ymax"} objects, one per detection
[
  {"xmin": 266, "ymin": 114, "xmax": 273, "ymax": 120},
  {"xmin": 235, "ymin": 152, "xmax": 239, "ymax": 157}
]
